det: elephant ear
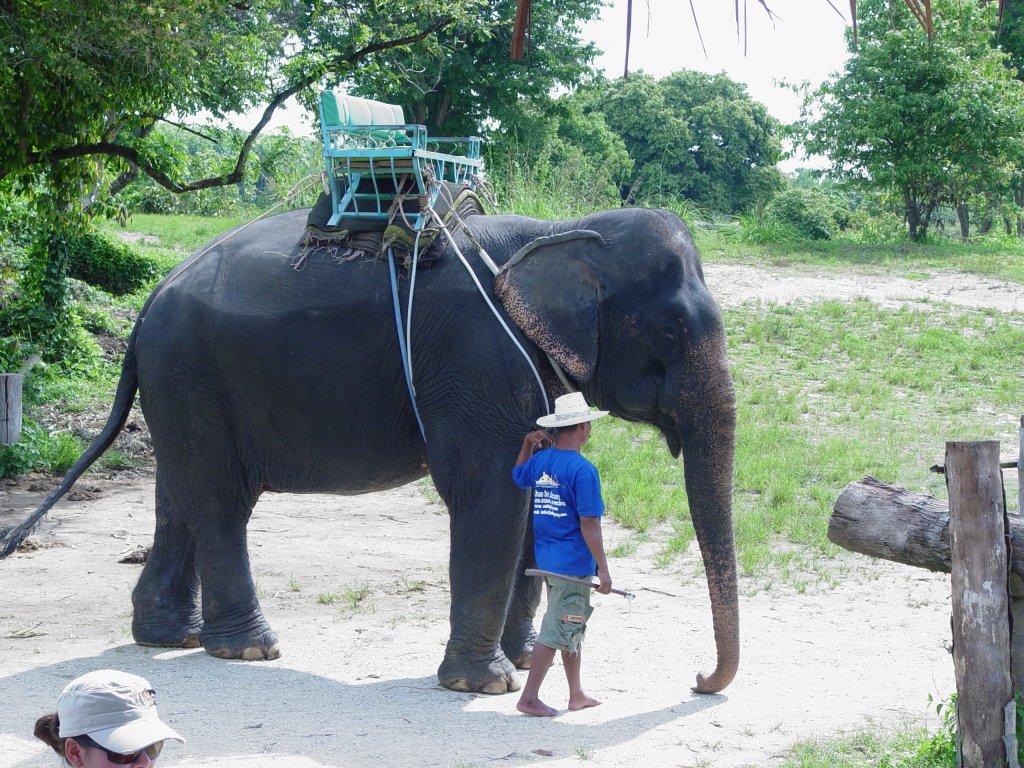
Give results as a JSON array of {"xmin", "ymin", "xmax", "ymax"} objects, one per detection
[{"xmin": 495, "ymin": 230, "xmax": 606, "ymax": 383}]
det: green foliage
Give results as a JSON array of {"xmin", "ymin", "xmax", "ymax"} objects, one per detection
[
  {"xmin": 487, "ymin": 110, "xmax": 632, "ymax": 217},
  {"xmin": 915, "ymin": 694, "xmax": 957, "ymax": 764},
  {"xmin": 764, "ymin": 187, "xmax": 851, "ymax": 241},
  {"xmin": 0, "ymin": 194, "xmax": 40, "ymax": 247},
  {"xmin": 0, "ymin": 421, "xmax": 83, "ymax": 478},
  {"xmin": 15, "ymin": 236, "xmax": 76, "ymax": 360},
  {"xmin": 119, "ymin": 127, "xmax": 321, "ymax": 217},
  {"xmin": 571, "ymin": 72, "xmax": 782, "ymax": 212},
  {"xmin": 353, "ymin": 0, "xmax": 602, "ymax": 140},
  {"xmin": 783, "ymin": 692, "xmax": 1021, "ymax": 767},
  {"xmin": 64, "ymin": 232, "xmax": 157, "ymax": 296},
  {"xmin": 725, "ymin": 211, "xmax": 800, "ymax": 244},
  {"xmin": 798, "ymin": 0, "xmax": 1024, "ymax": 241},
  {"xmin": 0, "ymin": 0, "xmax": 481, "ymax": 226}
]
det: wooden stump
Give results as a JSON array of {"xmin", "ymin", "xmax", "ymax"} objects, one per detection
[
  {"xmin": 0, "ymin": 372, "xmax": 24, "ymax": 445},
  {"xmin": 946, "ymin": 441, "xmax": 1016, "ymax": 768}
]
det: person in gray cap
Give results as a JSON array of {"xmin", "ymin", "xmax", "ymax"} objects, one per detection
[
  {"xmin": 512, "ymin": 392, "xmax": 613, "ymax": 717},
  {"xmin": 34, "ymin": 669, "xmax": 184, "ymax": 766}
]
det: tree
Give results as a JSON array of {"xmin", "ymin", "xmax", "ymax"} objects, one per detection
[
  {"xmin": 798, "ymin": 0, "xmax": 1024, "ymax": 241},
  {"xmin": 353, "ymin": 0, "xmax": 602, "ymax": 140},
  {"xmin": 659, "ymin": 71, "xmax": 782, "ymax": 213},
  {"xmin": 0, "ymin": 0, "xmax": 475, "ymax": 224},
  {"xmin": 573, "ymin": 72, "xmax": 781, "ymax": 212}
]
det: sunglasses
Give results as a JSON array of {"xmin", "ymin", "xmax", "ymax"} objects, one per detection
[{"xmin": 74, "ymin": 734, "xmax": 164, "ymax": 764}]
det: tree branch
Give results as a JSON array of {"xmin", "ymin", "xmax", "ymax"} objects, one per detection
[
  {"xmin": 7, "ymin": 17, "xmax": 455, "ymax": 195},
  {"xmin": 147, "ymin": 116, "xmax": 223, "ymax": 145}
]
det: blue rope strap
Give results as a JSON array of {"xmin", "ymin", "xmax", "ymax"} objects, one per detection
[{"xmin": 388, "ymin": 246, "xmax": 427, "ymax": 442}]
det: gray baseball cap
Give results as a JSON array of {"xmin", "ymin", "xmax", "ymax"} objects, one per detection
[{"xmin": 57, "ymin": 670, "xmax": 184, "ymax": 753}]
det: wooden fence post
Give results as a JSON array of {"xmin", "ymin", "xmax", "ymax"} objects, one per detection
[
  {"xmin": 0, "ymin": 372, "xmax": 24, "ymax": 445},
  {"xmin": 1018, "ymin": 416, "xmax": 1023, "ymax": 516},
  {"xmin": 1017, "ymin": 417, "xmax": 1024, "ymax": 703},
  {"xmin": 947, "ymin": 440, "xmax": 1017, "ymax": 768}
]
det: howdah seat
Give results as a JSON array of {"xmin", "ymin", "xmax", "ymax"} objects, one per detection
[{"xmin": 318, "ymin": 91, "xmax": 484, "ymax": 231}]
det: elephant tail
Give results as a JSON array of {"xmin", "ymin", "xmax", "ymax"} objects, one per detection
[{"xmin": 0, "ymin": 335, "xmax": 140, "ymax": 558}]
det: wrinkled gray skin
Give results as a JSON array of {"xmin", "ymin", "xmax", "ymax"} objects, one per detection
[{"xmin": 11, "ymin": 207, "xmax": 738, "ymax": 694}]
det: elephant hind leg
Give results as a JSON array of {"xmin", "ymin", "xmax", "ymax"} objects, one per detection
[
  {"xmin": 137, "ymin": 457, "xmax": 279, "ymax": 661},
  {"xmin": 193, "ymin": 488, "xmax": 280, "ymax": 661},
  {"xmin": 132, "ymin": 470, "xmax": 202, "ymax": 648}
]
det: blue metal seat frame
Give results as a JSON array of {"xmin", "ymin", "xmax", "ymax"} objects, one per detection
[{"xmin": 318, "ymin": 91, "xmax": 483, "ymax": 230}]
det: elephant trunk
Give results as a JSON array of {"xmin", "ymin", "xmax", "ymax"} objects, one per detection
[{"xmin": 676, "ymin": 357, "xmax": 738, "ymax": 694}]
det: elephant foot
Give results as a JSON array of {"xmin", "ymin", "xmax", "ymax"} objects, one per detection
[
  {"xmin": 501, "ymin": 625, "xmax": 537, "ymax": 669},
  {"xmin": 438, "ymin": 649, "xmax": 520, "ymax": 694},
  {"xmin": 132, "ymin": 613, "xmax": 203, "ymax": 649},
  {"xmin": 200, "ymin": 615, "xmax": 280, "ymax": 661}
]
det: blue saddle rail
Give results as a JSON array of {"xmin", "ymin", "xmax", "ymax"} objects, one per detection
[{"xmin": 318, "ymin": 91, "xmax": 484, "ymax": 229}]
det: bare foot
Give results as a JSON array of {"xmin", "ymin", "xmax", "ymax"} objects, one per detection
[
  {"xmin": 517, "ymin": 697, "xmax": 558, "ymax": 717},
  {"xmin": 568, "ymin": 694, "xmax": 602, "ymax": 711}
]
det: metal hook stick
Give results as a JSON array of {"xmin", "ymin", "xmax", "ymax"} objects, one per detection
[{"xmin": 525, "ymin": 568, "xmax": 636, "ymax": 599}]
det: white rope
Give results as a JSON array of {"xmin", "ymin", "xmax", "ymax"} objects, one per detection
[
  {"xmin": 421, "ymin": 200, "xmax": 551, "ymax": 415},
  {"xmin": 430, "ymin": 181, "xmax": 577, "ymax": 397}
]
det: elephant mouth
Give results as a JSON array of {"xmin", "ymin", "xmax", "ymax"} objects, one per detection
[{"xmin": 659, "ymin": 424, "xmax": 682, "ymax": 458}]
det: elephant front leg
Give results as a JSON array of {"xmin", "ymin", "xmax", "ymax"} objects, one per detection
[
  {"xmin": 132, "ymin": 472, "xmax": 202, "ymax": 648},
  {"xmin": 437, "ymin": 494, "xmax": 530, "ymax": 694},
  {"xmin": 501, "ymin": 512, "xmax": 541, "ymax": 669}
]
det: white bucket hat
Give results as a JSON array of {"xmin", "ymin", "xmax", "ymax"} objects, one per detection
[
  {"xmin": 57, "ymin": 670, "xmax": 185, "ymax": 753},
  {"xmin": 536, "ymin": 392, "xmax": 609, "ymax": 428}
]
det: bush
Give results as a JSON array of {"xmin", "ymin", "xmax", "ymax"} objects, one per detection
[
  {"xmin": 64, "ymin": 232, "xmax": 157, "ymax": 296},
  {"xmin": 0, "ymin": 421, "xmax": 83, "ymax": 478},
  {"xmin": 764, "ymin": 187, "xmax": 850, "ymax": 241},
  {"xmin": 840, "ymin": 209, "xmax": 908, "ymax": 244},
  {"xmin": 726, "ymin": 211, "xmax": 801, "ymax": 244}
]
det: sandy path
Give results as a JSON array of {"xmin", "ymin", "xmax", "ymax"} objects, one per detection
[
  {"xmin": 3, "ymin": 261, "xmax": 1010, "ymax": 767},
  {"xmin": 0, "ymin": 477, "xmax": 954, "ymax": 768}
]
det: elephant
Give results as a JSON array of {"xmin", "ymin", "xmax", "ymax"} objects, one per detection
[{"xmin": 0, "ymin": 205, "xmax": 738, "ymax": 695}]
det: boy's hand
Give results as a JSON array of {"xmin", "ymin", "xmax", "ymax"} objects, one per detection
[
  {"xmin": 515, "ymin": 430, "xmax": 553, "ymax": 468},
  {"xmin": 596, "ymin": 567, "xmax": 612, "ymax": 594},
  {"xmin": 524, "ymin": 430, "xmax": 551, "ymax": 452}
]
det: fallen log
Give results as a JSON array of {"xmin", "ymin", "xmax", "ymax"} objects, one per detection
[{"xmin": 828, "ymin": 476, "xmax": 1024, "ymax": 578}]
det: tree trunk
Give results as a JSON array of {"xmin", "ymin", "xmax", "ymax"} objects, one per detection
[
  {"xmin": 903, "ymin": 189, "xmax": 934, "ymax": 242},
  {"xmin": 957, "ymin": 204, "xmax": 970, "ymax": 240},
  {"xmin": 904, "ymin": 189, "xmax": 922, "ymax": 241},
  {"xmin": 434, "ymin": 90, "xmax": 452, "ymax": 133}
]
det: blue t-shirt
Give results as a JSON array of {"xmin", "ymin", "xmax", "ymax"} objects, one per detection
[{"xmin": 512, "ymin": 448, "xmax": 605, "ymax": 576}]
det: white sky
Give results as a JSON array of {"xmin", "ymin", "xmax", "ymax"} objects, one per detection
[
  {"xmin": 583, "ymin": 0, "xmax": 850, "ymax": 123},
  {"xmin": 258, "ymin": 0, "xmax": 852, "ymax": 167}
]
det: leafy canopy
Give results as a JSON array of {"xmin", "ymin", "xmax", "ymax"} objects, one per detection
[
  {"xmin": 798, "ymin": 0, "xmax": 1024, "ymax": 240},
  {"xmin": 0, "ymin": 0, "xmax": 478, "ymax": 224},
  {"xmin": 352, "ymin": 0, "xmax": 603, "ymax": 138},
  {"xmin": 571, "ymin": 72, "xmax": 782, "ymax": 212}
]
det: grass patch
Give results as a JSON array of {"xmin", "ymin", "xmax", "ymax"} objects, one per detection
[
  {"xmin": 697, "ymin": 230, "xmax": 1024, "ymax": 284},
  {"xmin": 780, "ymin": 726, "xmax": 951, "ymax": 768},
  {"xmin": 98, "ymin": 212, "xmax": 249, "ymax": 277},
  {"xmin": 585, "ymin": 297, "xmax": 1024, "ymax": 581}
]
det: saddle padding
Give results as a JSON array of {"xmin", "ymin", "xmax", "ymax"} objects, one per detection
[{"xmin": 320, "ymin": 91, "xmax": 406, "ymax": 127}]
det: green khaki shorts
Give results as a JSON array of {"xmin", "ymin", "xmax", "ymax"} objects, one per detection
[{"xmin": 537, "ymin": 576, "xmax": 594, "ymax": 653}]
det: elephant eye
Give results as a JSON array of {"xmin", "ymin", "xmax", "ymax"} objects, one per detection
[{"xmin": 651, "ymin": 324, "xmax": 679, "ymax": 358}]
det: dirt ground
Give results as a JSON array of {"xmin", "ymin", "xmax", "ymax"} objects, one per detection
[{"xmin": 2, "ymin": 261, "xmax": 1017, "ymax": 768}]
